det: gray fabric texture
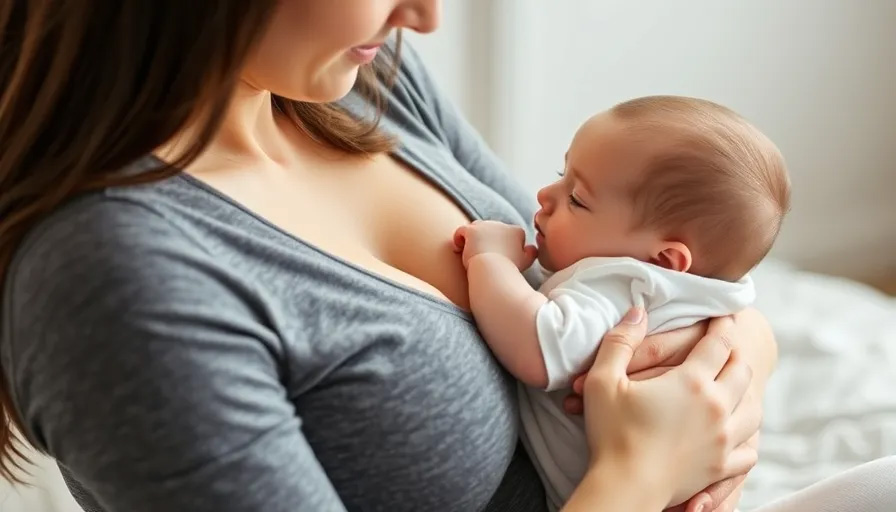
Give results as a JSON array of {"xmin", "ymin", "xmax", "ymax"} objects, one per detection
[{"xmin": 1, "ymin": 42, "xmax": 546, "ymax": 512}]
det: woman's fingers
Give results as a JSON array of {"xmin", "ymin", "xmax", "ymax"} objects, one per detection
[
  {"xmin": 563, "ymin": 395, "xmax": 584, "ymax": 415},
  {"xmin": 722, "ymin": 444, "xmax": 759, "ymax": 479},
  {"xmin": 563, "ymin": 373, "xmax": 587, "ymax": 415},
  {"xmin": 686, "ymin": 474, "xmax": 746, "ymax": 512},
  {"xmin": 628, "ymin": 320, "xmax": 708, "ymax": 373},
  {"xmin": 589, "ymin": 307, "xmax": 648, "ymax": 383},
  {"xmin": 683, "ymin": 492, "xmax": 712, "ymax": 512},
  {"xmin": 726, "ymin": 391, "xmax": 763, "ymax": 451},
  {"xmin": 628, "ymin": 365, "xmax": 675, "ymax": 381},
  {"xmin": 572, "ymin": 374, "xmax": 585, "ymax": 395},
  {"xmin": 682, "ymin": 315, "xmax": 736, "ymax": 379},
  {"xmin": 564, "ymin": 374, "xmax": 587, "ymax": 415},
  {"xmin": 714, "ymin": 349, "xmax": 753, "ymax": 413},
  {"xmin": 566, "ymin": 365, "xmax": 673, "ymax": 415}
]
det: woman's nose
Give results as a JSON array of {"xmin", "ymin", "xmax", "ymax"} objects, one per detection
[{"xmin": 389, "ymin": 0, "xmax": 442, "ymax": 34}]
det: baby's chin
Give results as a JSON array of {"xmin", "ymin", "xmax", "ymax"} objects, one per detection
[{"xmin": 536, "ymin": 251, "xmax": 557, "ymax": 272}]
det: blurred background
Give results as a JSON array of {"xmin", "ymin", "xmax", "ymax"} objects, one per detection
[
  {"xmin": 2, "ymin": 2, "xmax": 894, "ymax": 511},
  {"xmin": 408, "ymin": 0, "xmax": 896, "ymax": 292},
  {"xmin": 406, "ymin": 4, "xmax": 896, "ymax": 507}
]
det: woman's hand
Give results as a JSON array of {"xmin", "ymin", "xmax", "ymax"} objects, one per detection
[
  {"xmin": 562, "ymin": 320, "xmax": 710, "ymax": 415},
  {"xmin": 579, "ymin": 307, "xmax": 759, "ymax": 507},
  {"xmin": 564, "ymin": 308, "xmax": 777, "ymax": 511},
  {"xmin": 563, "ymin": 308, "xmax": 775, "ymax": 414},
  {"xmin": 639, "ymin": 308, "xmax": 775, "ymax": 512},
  {"xmin": 673, "ymin": 432, "xmax": 759, "ymax": 512},
  {"xmin": 627, "ymin": 307, "xmax": 777, "ymax": 384}
]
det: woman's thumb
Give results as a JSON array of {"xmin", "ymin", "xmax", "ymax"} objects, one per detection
[{"xmin": 592, "ymin": 307, "xmax": 648, "ymax": 380}]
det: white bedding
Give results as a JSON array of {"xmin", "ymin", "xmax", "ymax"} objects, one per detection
[
  {"xmin": 2, "ymin": 260, "xmax": 894, "ymax": 512},
  {"xmin": 742, "ymin": 260, "xmax": 896, "ymax": 509}
]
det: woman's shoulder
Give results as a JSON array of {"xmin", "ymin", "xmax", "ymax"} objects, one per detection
[
  {"xmin": 1, "ymin": 188, "xmax": 305, "ymax": 500},
  {"xmin": 9, "ymin": 184, "xmax": 198, "ymax": 286},
  {"xmin": 7, "ymin": 164, "xmax": 243, "ymax": 285},
  {"xmin": 2, "ymin": 180, "xmax": 247, "ymax": 353},
  {"xmin": 2, "ymin": 180, "xmax": 282, "ymax": 438}
]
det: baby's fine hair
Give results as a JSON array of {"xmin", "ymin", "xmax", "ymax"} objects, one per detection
[{"xmin": 611, "ymin": 95, "xmax": 791, "ymax": 281}]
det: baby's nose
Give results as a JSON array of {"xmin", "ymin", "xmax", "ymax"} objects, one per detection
[
  {"xmin": 536, "ymin": 185, "xmax": 555, "ymax": 211},
  {"xmin": 536, "ymin": 186, "xmax": 549, "ymax": 206}
]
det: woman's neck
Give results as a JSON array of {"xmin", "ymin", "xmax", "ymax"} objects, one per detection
[{"xmin": 157, "ymin": 81, "xmax": 302, "ymax": 170}]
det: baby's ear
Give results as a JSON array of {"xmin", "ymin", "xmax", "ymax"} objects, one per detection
[{"xmin": 652, "ymin": 241, "xmax": 692, "ymax": 272}]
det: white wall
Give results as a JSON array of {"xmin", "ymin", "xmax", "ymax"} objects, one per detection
[
  {"xmin": 403, "ymin": 3, "xmax": 471, "ymax": 112},
  {"xmin": 404, "ymin": 2, "xmax": 492, "ymax": 132},
  {"xmin": 412, "ymin": 0, "xmax": 896, "ymax": 281}
]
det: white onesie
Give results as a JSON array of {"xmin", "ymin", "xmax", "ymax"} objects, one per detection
[{"xmin": 519, "ymin": 256, "xmax": 755, "ymax": 511}]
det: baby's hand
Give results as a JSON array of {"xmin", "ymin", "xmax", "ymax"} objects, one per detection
[{"xmin": 453, "ymin": 220, "xmax": 537, "ymax": 271}]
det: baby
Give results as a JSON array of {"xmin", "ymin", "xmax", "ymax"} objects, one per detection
[{"xmin": 453, "ymin": 95, "xmax": 791, "ymax": 511}]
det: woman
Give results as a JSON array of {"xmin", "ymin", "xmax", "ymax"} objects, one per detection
[{"xmin": 0, "ymin": 2, "xmax": 890, "ymax": 511}]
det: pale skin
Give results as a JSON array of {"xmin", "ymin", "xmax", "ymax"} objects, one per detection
[
  {"xmin": 452, "ymin": 111, "xmax": 698, "ymax": 390},
  {"xmin": 454, "ymin": 220, "xmax": 769, "ymax": 511},
  {"xmin": 562, "ymin": 308, "xmax": 761, "ymax": 511},
  {"xmin": 159, "ymin": 1, "xmax": 775, "ymax": 510},
  {"xmin": 453, "ymin": 111, "xmax": 771, "ymax": 510}
]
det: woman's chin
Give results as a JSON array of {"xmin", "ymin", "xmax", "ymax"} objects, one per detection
[{"xmin": 296, "ymin": 68, "xmax": 361, "ymax": 103}]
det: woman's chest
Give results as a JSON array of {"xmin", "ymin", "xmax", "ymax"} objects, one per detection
[
  {"xmin": 257, "ymin": 266, "xmax": 521, "ymax": 510},
  {"xmin": 171, "ymin": 146, "xmax": 540, "ymax": 508},
  {"xmin": 192, "ymin": 152, "xmax": 480, "ymax": 308}
]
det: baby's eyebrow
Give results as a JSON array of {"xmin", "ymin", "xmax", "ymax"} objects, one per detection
[
  {"xmin": 564, "ymin": 150, "xmax": 597, "ymax": 200},
  {"xmin": 571, "ymin": 168, "xmax": 596, "ymax": 199}
]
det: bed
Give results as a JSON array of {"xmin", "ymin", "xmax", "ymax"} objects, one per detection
[
  {"xmin": 2, "ymin": 259, "xmax": 895, "ymax": 511},
  {"xmin": 741, "ymin": 260, "xmax": 896, "ymax": 509}
]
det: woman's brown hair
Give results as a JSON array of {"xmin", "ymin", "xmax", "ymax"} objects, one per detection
[{"xmin": 0, "ymin": 1, "xmax": 398, "ymax": 482}]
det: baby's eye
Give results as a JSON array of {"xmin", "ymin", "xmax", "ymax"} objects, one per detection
[
  {"xmin": 556, "ymin": 169, "xmax": 565, "ymax": 178},
  {"xmin": 568, "ymin": 194, "xmax": 585, "ymax": 208}
]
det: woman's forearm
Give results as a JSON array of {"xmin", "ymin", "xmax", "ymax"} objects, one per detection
[{"xmin": 563, "ymin": 458, "xmax": 670, "ymax": 512}]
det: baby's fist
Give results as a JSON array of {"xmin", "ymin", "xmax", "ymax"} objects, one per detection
[{"xmin": 453, "ymin": 220, "xmax": 537, "ymax": 271}]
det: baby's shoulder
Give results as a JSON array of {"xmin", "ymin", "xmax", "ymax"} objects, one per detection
[
  {"xmin": 565, "ymin": 256, "xmax": 658, "ymax": 280},
  {"xmin": 540, "ymin": 257, "xmax": 661, "ymax": 293}
]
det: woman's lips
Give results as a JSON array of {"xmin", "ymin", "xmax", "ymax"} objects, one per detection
[{"xmin": 349, "ymin": 44, "xmax": 381, "ymax": 64}]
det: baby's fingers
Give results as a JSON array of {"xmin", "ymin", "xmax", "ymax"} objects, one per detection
[
  {"xmin": 452, "ymin": 225, "xmax": 468, "ymax": 252},
  {"xmin": 521, "ymin": 244, "xmax": 538, "ymax": 269}
]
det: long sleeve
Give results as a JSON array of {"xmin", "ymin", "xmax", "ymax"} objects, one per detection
[{"xmin": 2, "ymin": 199, "xmax": 347, "ymax": 512}]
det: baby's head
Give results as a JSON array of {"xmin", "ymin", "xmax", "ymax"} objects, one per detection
[{"xmin": 534, "ymin": 95, "xmax": 791, "ymax": 281}]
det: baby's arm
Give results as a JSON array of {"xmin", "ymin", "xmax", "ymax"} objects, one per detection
[
  {"xmin": 466, "ymin": 252, "xmax": 549, "ymax": 388},
  {"xmin": 455, "ymin": 221, "xmax": 626, "ymax": 390}
]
